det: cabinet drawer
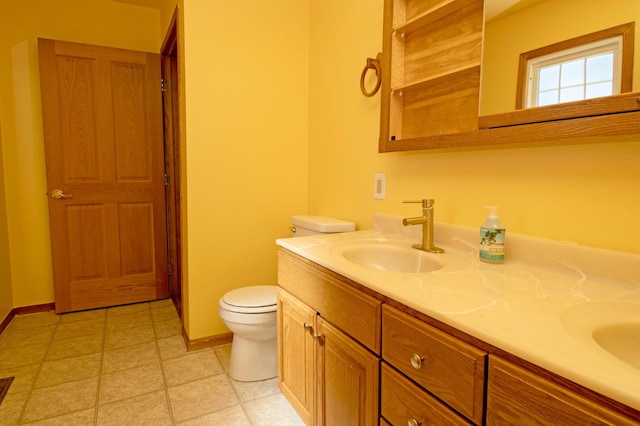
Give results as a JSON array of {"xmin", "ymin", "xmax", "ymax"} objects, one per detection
[
  {"xmin": 382, "ymin": 362, "xmax": 471, "ymax": 426},
  {"xmin": 278, "ymin": 248, "xmax": 382, "ymax": 354},
  {"xmin": 382, "ymin": 305, "xmax": 485, "ymax": 424},
  {"xmin": 487, "ymin": 356, "xmax": 640, "ymax": 425}
]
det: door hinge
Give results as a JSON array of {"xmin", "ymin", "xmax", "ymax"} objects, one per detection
[
  {"xmin": 161, "ymin": 78, "xmax": 168, "ymax": 92},
  {"xmin": 164, "ymin": 174, "xmax": 171, "ymax": 186}
]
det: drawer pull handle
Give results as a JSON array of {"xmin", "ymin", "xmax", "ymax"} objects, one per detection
[
  {"xmin": 303, "ymin": 322, "xmax": 321, "ymax": 340},
  {"xmin": 410, "ymin": 353, "xmax": 424, "ymax": 369},
  {"xmin": 408, "ymin": 418, "xmax": 423, "ymax": 426}
]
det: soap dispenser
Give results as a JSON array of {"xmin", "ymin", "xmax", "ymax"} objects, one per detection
[{"xmin": 480, "ymin": 206, "xmax": 505, "ymax": 264}]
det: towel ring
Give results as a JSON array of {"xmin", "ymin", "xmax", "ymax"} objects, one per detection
[{"xmin": 360, "ymin": 52, "xmax": 382, "ymax": 97}]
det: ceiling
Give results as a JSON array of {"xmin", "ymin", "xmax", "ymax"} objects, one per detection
[
  {"xmin": 485, "ymin": 0, "xmax": 547, "ymax": 22},
  {"xmin": 108, "ymin": 0, "xmax": 162, "ymax": 10},
  {"xmin": 106, "ymin": 0, "xmax": 546, "ymax": 22}
]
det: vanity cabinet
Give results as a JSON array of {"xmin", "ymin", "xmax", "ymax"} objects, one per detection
[
  {"xmin": 277, "ymin": 247, "xmax": 639, "ymax": 425},
  {"xmin": 277, "ymin": 249, "xmax": 381, "ymax": 425},
  {"xmin": 487, "ymin": 356, "xmax": 640, "ymax": 426},
  {"xmin": 382, "ymin": 304, "xmax": 486, "ymax": 425}
]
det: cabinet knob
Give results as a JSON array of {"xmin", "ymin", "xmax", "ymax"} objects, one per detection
[
  {"xmin": 410, "ymin": 353, "xmax": 424, "ymax": 369},
  {"xmin": 303, "ymin": 322, "xmax": 321, "ymax": 340},
  {"xmin": 407, "ymin": 418, "xmax": 423, "ymax": 426}
]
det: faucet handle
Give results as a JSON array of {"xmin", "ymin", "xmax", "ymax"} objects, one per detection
[{"xmin": 403, "ymin": 199, "xmax": 434, "ymax": 207}]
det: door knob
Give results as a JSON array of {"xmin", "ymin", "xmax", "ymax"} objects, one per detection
[{"xmin": 51, "ymin": 189, "xmax": 72, "ymax": 199}]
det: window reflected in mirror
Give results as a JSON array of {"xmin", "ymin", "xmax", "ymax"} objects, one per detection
[
  {"xmin": 529, "ymin": 44, "xmax": 616, "ymax": 107},
  {"xmin": 481, "ymin": 0, "xmax": 638, "ymax": 121},
  {"xmin": 516, "ymin": 25, "xmax": 632, "ymax": 109}
]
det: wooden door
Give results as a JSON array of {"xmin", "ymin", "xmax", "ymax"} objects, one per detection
[
  {"xmin": 317, "ymin": 317, "xmax": 379, "ymax": 426},
  {"xmin": 277, "ymin": 288, "xmax": 317, "ymax": 425},
  {"xmin": 161, "ymin": 11, "xmax": 183, "ymax": 317},
  {"xmin": 38, "ymin": 38, "xmax": 168, "ymax": 313}
]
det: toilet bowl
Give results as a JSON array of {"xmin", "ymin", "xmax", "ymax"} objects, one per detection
[
  {"xmin": 218, "ymin": 216, "xmax": 355, "ymax": 382},
  {"xmin": 219, "ymin": 285, "xmax": 277, "ymax": 382}
]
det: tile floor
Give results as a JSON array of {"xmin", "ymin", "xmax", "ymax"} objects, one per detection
[{"xmin": 0, "ymin": 299, "xmax": 304, "ymax": 425}]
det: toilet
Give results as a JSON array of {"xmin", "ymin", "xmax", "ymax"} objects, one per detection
[{"xmin": 218, "ymin": 215, "xmax": 355, "ymax": 382}]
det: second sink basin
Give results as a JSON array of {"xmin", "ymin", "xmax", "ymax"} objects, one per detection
[
  {"xmin": 330, "ymin": 240, "xmax": 443, "ymax": 273},
  {"xmin": 561, "ymin": 302, "xmax": 640, "ymax": 372}
]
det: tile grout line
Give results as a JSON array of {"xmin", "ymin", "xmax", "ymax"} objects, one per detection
[
  {"xmin": 15, "ymin": 310, "xmax": 61, "ymax": 425},
  {"xmin": 150, "ymin": 302, "xmax": 178, "ymax": 425},
  {"xmin": 93, "ymin": 308, "xmax": 109, "ymax": 426},
  {"xmin": 2, "ymin": 304, "xmax": 300, "ymax": 425},
  {"xmin": 95, "ymin": 302, "xmax": 168, "ymax": 424},
  {"xmin": 213, "ymin": 344, "xmax": 255, "ymax": 426}
]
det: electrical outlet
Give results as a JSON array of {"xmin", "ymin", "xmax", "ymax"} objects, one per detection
[{"xmin": 374, "ymin": 173, "xmax": 386, "ymax": 200}]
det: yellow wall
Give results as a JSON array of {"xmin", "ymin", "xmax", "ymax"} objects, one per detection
[
  {"xmin": 0, "ymin": 0, "xmax": 161, "ymax": 310},
  {"xmin": 482, "ymin": 0, "xmax": 640, "ymax": 115},
  {"xmin": 180, "ymin": 0, "xmax": 309, "ymax": 339},
  {"xmin": 2, "ymin": 0, "xmax": 639, "ymax": 342},
  {"xmin": 309, "ymin": 0, "xmax": 640, "ymax": 257}
]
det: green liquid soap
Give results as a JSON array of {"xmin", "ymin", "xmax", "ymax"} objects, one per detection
[{"xmin": 480, "ymin": 206, "xmax": 505, "ymax": 264}]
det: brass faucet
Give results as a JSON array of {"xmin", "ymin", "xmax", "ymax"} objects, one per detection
[{"xmin": 402, "ymin": 199, "xmax": 445, "ymax": 253}]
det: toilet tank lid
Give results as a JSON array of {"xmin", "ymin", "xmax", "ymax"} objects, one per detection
[{"xmin": 291, "ymin": 215, "xmax": 355, "ymax": 233}]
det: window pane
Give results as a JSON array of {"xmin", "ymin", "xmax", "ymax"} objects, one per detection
[
  {"xmin": 586, "ymin": 81, "xmax": 613, "ymax": 98},
  {"xmin": 525, "ymin": 33, "xmax": 623, "ymax": 108},
  {"xmin": 586, "ymin": 53, "xmax": 613, "ymax": 83},
  {"xmin": 538, "ymin": 90, "xmax": 558, "ymax": 106},
  {"xmin": 538, "ymin": 65, "xmax": 560, "ymax": 91},
  {"xmin": 560, "ymin": 59, "xmax": 585, "ymax": 87},
  {"xmin": 560, "ymin": 86, "xmax": 583, "ymax": 103}
]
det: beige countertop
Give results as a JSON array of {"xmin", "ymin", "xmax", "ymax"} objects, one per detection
[{"xmin": 276, "ymin": 214, "xmax": 640, "ymax": 411}]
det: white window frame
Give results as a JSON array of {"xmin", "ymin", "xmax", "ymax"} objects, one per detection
[
  {"xmin": 525, "ymin": 37, "xmax": 622, "ymax": 108},
  {"xmin": 516, "ymin": 23, "xmax": 634, "ymax": 110}
]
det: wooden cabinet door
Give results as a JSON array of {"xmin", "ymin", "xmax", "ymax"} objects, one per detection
[
  {"xmin": 317, "ymin": 317, "xmax": 379, "ymax": 426},
  {"xmin": 277, "ymin": 288, "xmax": 316, "ymax": 425},
  {"xmin": 38, "ymin": 38, "xmax": 167, "ymax": 312}
]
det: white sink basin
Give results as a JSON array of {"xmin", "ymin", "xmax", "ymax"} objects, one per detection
[
  {"xmin": 330, "ymin": 240, "xmax": 443, "ymax": 273},
  {"xmin": 561, "ymin": 302, "xmax": 640, "ymax": 372},
  {"xmin": 592, "ymin": 322, "xmax": 640, "ymax": 371}
]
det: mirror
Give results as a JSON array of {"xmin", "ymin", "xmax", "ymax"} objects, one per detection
[{"xmin": 480, "ymin": 0, "xmax": 640, "ymax": 126}]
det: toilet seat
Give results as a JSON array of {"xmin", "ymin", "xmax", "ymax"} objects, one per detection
[{"xmin": 220, "ymin": 285, "xmax": 277, "ymax": 314}]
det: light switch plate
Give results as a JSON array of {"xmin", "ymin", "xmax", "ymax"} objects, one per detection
[{"xmin": 374, "ymin": 173, "xmax": 386, "ymax": 200}]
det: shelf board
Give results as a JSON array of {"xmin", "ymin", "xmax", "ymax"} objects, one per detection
[
  {"xmin": 390, "ymin": 63, "xmax": 480, "ymax": 93},
  {"xmin": 380, "ymin": 110, "xmax": 640, "ymax": 152},
  {"xmin": 393, "ymin": 0, "xmax": 478, "ymax": 34},
  {"xmin": 478, "ymin": 91, "xmax": 640, "ymax": 129}
]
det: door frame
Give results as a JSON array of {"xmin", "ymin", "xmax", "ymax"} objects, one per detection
[{"xmin": 161, "ymin": 8, "xmax": 184, "ymax": 319}]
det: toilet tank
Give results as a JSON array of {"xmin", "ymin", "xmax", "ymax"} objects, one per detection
[{"xmin": 291, "ymin": 215, "xmax": 355, "ymax": 237}]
